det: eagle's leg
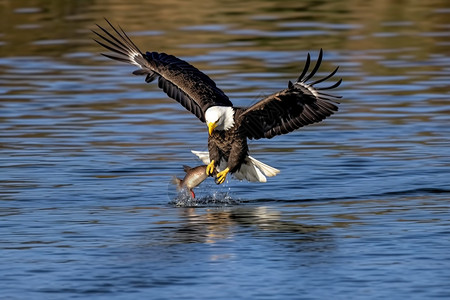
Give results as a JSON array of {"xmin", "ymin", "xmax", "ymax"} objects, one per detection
[
  {"xmin": 216, "ymin": 168, "xmax": 230, "ymax": 184},
  {"xmin": 206, "ymin": 160, "xmax": 215, "ymax": 175}
]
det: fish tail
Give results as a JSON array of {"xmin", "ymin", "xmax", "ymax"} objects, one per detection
[{"xmin": 171, "ymin": 176, "xmax": 182, "ymax": 190}]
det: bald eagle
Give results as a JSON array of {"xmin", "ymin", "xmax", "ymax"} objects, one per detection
[{"xmin": 93, "ymin": 20, "xmax": 341, "ymax": 184}]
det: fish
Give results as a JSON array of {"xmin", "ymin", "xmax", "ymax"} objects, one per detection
[{"xmin": 172, "ymin": 165, "xmax": 209, "ymax": 198}]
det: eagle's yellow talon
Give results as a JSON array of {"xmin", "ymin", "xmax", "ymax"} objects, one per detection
[
  {"xmin": 206, "ymin": 160, "xmax": 215, "ymax": 175},
  {"xmin": 216, "ymin": 168, "xmax": 230, "ymax": 184}
]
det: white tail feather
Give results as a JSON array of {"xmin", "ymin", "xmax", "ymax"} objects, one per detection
[
  {"xmin": 233, "ymin": 160, "xmax": 267, "ymax": 182},
  {"xmin": 191, "ymin": 150, "xmax": 211, "ymax": 164},
  {"xmin": 247, "ymin": 156, "xmax": 280, "ymax": 177},
  {"xmin": 191, "ymin": 150, "xmax": 280, "ymax": 183}
]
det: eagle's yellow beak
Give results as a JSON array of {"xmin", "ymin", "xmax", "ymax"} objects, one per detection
[{"xmin": 207, "ymin": 122, "xmax": 217, "ymax": 135}]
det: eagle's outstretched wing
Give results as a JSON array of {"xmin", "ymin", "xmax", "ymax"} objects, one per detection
[
  {"xmin": 240, "ymin": 49, "xmax": 341, "ymax": 139},
  {"xmin": 93, "ymin": 19, "xmax": 232, "ymax": 122}
]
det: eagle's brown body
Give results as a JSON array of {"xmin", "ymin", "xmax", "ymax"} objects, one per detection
[{"xmin": 208, "ymin": 110, "xmax": 248, "ymax": 174}]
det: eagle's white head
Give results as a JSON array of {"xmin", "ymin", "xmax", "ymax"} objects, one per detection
[{"xmin": 205, "ymin": 106, "xmax": 235, "ymax": 135}]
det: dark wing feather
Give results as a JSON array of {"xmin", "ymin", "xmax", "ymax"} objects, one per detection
[
  {"xmin": 240, "ymin": 49, "xmax": 341, "ymax": 139},
  {"xmin": 92, "ymin": 19, "xmax": 232, "ymax": 122}
]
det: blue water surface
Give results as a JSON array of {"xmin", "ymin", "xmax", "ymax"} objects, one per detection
[{"xmin": 1, "ymin": 0, "xmax": 449, "ymax": 299}]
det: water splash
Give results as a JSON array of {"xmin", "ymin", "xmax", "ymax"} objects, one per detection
[
  {"xmin": 168, "ymin": 180, "xmax": 240, "ymax": 207},
  {"xmin": 170, "ymin": 188, "xmax": 240, "ymax": 207},
  {"xmin": 168, "ymin": 173, "xmax": 241, "ymax": 207}
]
